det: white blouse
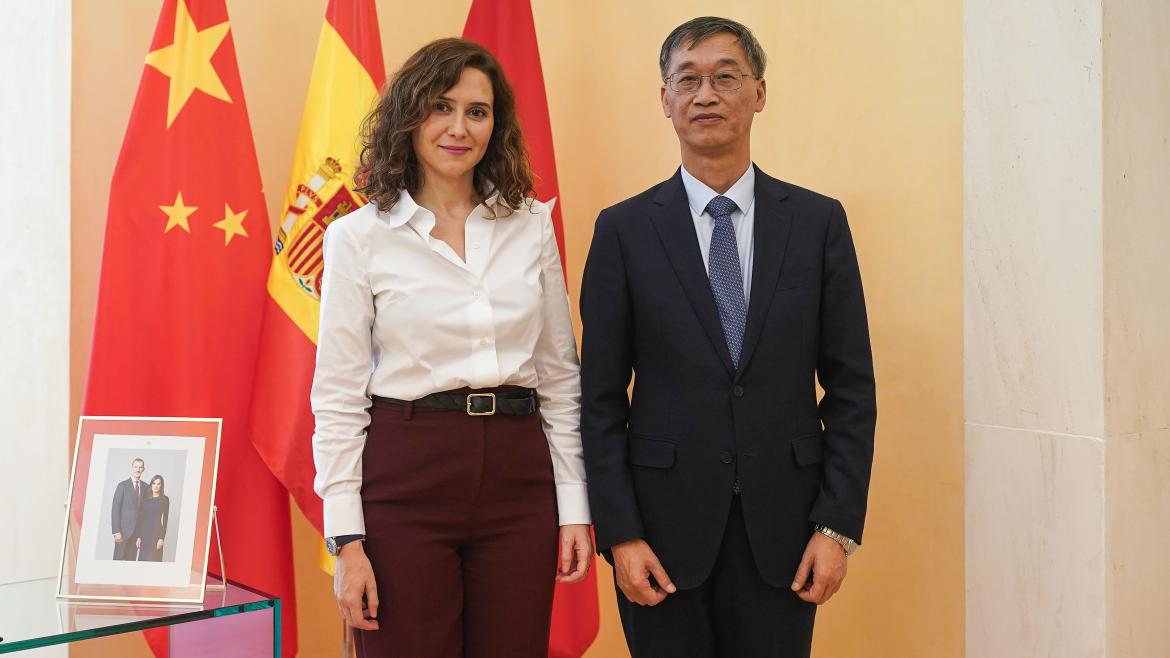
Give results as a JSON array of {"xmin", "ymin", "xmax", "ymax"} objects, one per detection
[{"xmin": 310, "ymin": 190, "xmax": 590, "ymax": 538}]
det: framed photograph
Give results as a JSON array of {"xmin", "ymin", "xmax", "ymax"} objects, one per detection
[{"xmin": 57, "ymin": 417, "xmax": 221, "ymax": 603}]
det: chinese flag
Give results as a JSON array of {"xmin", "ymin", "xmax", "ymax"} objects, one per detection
[
  {"xmin": 249, "ymin": 0, "xmax": 385, "ymax": 556},
  {"xmin": 463, "ymin": 1, "xmax": 600, "ymax": 656},
  {"xmin": 83, "ymin": 0, "xmax": 297, "ymax": 655}
]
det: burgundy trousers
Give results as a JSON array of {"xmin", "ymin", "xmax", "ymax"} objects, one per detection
[{"xmin": 355, "ymin": 397, "xmax": 559, "ymax": 658}]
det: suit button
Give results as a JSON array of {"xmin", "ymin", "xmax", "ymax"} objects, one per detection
[
  {"xmin": 721, "ymin": 451, "xmax": 735, "ymax": 464},
  {"xmin": 733, "ymin": 385, "xmax": 744, "ymax": 398}
]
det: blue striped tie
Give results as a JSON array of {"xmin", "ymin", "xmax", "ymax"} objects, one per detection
[{"xmin": 706, "ymin": 195, "xmax": 747, "ymax": 368}]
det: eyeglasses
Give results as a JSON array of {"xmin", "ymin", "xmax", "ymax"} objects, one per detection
[{"xmin": 664, "ymin": 70, "xmax": 757, "ymax": 93}]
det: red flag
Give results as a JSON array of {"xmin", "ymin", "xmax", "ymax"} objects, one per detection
[
  {"xmin": 249, "ymin": 0, "xmax": 385, "ymax": 573},
  {"xmin": 463, "ymin": 2, "xmax": 599, "ymax": 656},
  {"xmin": 83, "ymin": 0, "xmax": 296, "ymax": 654}
]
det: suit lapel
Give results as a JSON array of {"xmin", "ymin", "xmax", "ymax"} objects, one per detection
[
  {"xmin": 736, "ymin": 167, "xmax": 792, "ymax": 381},
  {"xmin": 649, "ymin": 170, "xmax": 736, "ymax": 376}
]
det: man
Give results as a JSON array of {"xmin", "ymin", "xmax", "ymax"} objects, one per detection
[
  {"xmin": 110, "ymin": 457, "xmax": 146, "ymax": 560},
  {"xmin": 580, "ymin": 17, "xmax": 876, "ymax": 657}
]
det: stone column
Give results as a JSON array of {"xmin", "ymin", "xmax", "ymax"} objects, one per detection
[
  {"xmin": 965, "ymin": 1, "xmax": 1170, "ymax": 655},
  {"xmin": 1102, "ymin": 0, "xmax": 1170, "ymax": 654}
]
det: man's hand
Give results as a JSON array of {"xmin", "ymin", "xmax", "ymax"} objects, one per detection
[
  {"xmin": 135, "ymin": 537, "xmax": 142, "ymax": 549},
  {"xmin": 556, "ymin": 524, "xmax": 594, "ymax": 584},
  {"xmin": 612, "ymin": 538, "xmax": 676, "ymax": 606},
  {"xmin": 113, "ymin": 532, "xmax": 123, "ymax": 544},
  {"xmin": 156, "ymin": 539, "xmax": 164, "ymax": 550},
  {"xmin": 791, "ymin": 532, "xmax": 848, "ymax": 605},
  {"xmin": 334, "ymin": 541, "xmax": 379, "ymax": 631}
]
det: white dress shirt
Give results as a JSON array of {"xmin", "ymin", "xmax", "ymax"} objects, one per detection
[
  {"xmin": 311, "ymin": 190, "xmax": 590, "ymax": 537},
  {"xmin": 680, "ymin": 163, "xmax": 757, "ymax": 302}
]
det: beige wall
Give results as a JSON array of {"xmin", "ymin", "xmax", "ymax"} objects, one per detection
[{"xmin": 71, "ymin": 1, "xmax": 962, "ymax": 656}]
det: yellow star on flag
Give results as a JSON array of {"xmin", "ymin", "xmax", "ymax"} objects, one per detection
[
  {"xmin": 213, "ymin": 203, "xmax": 249, "ymax": 245},
  {"xmin": 144, "ymin": 0, "xmax": 232, "ymax": 128},
  {"xmin": 160, "ymin": 191, "xmax": 198, "ymax": 233}
]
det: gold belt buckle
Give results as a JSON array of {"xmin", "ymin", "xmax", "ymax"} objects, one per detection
[{"xmin": 466, "ymin": 392, "xmax": 496, "ymax": 416}]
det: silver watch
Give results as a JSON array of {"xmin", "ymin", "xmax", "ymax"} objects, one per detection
[{"xmin": 814, "ymin": 524, "xmax": 859, "ymax": 557}]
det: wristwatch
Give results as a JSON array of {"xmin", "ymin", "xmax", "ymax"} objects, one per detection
[
  {"xmin": 814, "ymin": 525, "xmax": 859, "ymax": 557},
  {"xmin": 325, "ymin": 534, "xmax": 365, "ymax": 556}
]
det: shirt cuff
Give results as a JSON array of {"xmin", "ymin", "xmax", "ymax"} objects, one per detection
[
  {"xmin": 323, "ymin": 492, "xmax": 366, "ymax": 537},
  {"xmin": 555, "ymin": 482, "xmax": 592, "ymax": 526}
]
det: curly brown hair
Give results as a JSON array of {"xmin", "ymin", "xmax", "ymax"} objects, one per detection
[{"xmin": 356, "ymin": 38, "xmax": 533, "ymax": 215}]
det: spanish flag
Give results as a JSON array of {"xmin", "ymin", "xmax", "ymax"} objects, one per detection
[
  {"xmin": 249, "ymin": 0, "xmax": 385, "ymax": 545},
  {"xmin": 84, "ymin": 0, "xmax": 297, "ymax": 655},
  {"xmin": 463, "ymin": 1, "xmax": 600, "ymax": 655}
]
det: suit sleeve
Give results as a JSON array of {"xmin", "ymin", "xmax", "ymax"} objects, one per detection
[
  {"xmin": 579, "ymin": 209, "xmax": 642, "ymax": 552},
  {"xmin": 811, "ymin": 200, "xmax": 877, "ymax": 543},
  {"xmin": 111, "ymin": 482, "xmax": 123, "ymax": 535}
]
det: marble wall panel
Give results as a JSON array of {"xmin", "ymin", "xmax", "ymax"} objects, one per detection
[
  {"xmin": 0, "ymin": 0, "xmax": 71, "ymax": 588},
  {"xmin": 966, "ymin": 425, "xmax": 1104, "ymax": 658},
  {"xmin": 964, "ymin": 0, "xmax": 1105, "ymax": 436},
  {"xmin": 1102, "ymin": 1, "xmax": 1170, "ymax": 654}
]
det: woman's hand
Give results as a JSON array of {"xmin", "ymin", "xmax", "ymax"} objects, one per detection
[
  {"xmin": 156, "ymin": 539, "xmax": 164, "ymax": 551},
  {"xmin": 556, "ymin": 524, "xmax": 593, "ymax": 584},
  {"xmin": 135, "ymin": 537, "xmax": 141, "ymax": 549},
  {"xmin": 334, "ymin": 541, "xmax": 379, "ymax": 631}
]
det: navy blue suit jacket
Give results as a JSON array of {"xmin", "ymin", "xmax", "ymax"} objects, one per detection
[
  {"xmin": 111, "ymin": 478, "xmax": 141, "ymax": 539},
  {"xmin": 580, "ymin": 166, "xmax": 876, "ymax": 589}
]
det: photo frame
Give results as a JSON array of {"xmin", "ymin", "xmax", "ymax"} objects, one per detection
[{"xmin": 57, "ymin": 417, "xmax": 222, "ymax": 603}]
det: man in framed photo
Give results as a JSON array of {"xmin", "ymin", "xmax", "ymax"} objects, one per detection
[{"xmin": 111, "ymin": 457, "xmax": 145, "ymax": 560}]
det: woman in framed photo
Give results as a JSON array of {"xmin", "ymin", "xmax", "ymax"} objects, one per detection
[{"xmin": 135, "ymin": 474, "xmax": 169, "ymax": 562}]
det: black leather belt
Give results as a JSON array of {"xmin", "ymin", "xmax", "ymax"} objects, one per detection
[{"xmin": 372, "ymin": 387, "xmax": 537, "ymax": 416}]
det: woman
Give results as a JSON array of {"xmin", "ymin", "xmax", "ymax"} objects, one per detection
[
  {"xmin": 135, "ymin": 474, "xmax": 169, "ymax": 562},
  {"xmin": 311, "ymin": 38, "xmax": 592, "ymax": 658}
]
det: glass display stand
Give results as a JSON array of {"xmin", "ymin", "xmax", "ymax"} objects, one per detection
[{"xmin": 0, "ymin": 576, "xmax": 279, "ymax": 656}]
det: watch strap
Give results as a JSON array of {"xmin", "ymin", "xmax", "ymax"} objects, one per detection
[
  {"xmin": 327, "ymin": 534, "xmax": 365, "ymax": 555},
  {"xmin": 814, "ymin": 524, "xmax": 859, "ymax": 556}
]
